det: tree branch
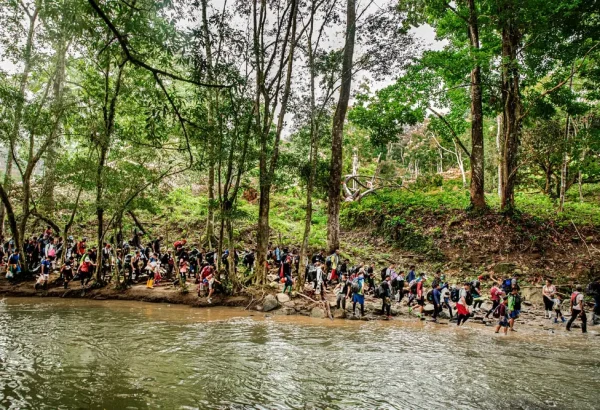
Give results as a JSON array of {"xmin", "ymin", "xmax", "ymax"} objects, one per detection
[
  {"xmin": 427, "ymin": 107, "xmax": 471, "ymax": 158},
  {"xmin": 87, "ymin": 0, "xmax": 230, "ymax": 89}
]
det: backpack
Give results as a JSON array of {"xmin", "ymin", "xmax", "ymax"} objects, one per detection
[
  {"xmin": 409, "ymin": 279, "xmax": 418, "ymax": 293},
  {"xmin": 380, "ymin": 268, "xmax": 387, "ymax": 281},
  {"xmin": 426, "ymin": 290, "xmax": 433, "ymax": 302},
  {"xmin": 570, "ymin": 292, "xmax": 579, "ymax": 306},
  {"xmin": 374, "ymin": 284, "xmax": 383, "ymax": 298},
  {"xmin": 351, "ymin": 278, "xmax": 360, "ymax": 293},
  {"xmin": 450, "ymin": 288, "xmax": 460, "ymax": 302},
  {"xmin": 502, "ymin": 278, "xmax": 512, "ymax": 293},
  {"xmin": 513, "ymin": 294, "xmax": 522, "ymax": 310},
  {"xmin": 492, "ymin": 304, "xmax": 502, "ymax": 318},
  {"xmin": 465, "ymin": 292, "xmax": 474, "ymax": 306}
]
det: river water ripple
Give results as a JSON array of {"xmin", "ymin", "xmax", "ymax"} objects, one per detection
[{"xmin": 0, "ymin": 298, "xmax": 598, "ymax": 409}]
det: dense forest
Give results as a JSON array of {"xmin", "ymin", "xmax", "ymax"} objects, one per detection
[{"xmin": 1, "ymin": 0, "xmax": 599, "ymax": 289}]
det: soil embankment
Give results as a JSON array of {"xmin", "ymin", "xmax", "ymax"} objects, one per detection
[{"xmin": 1, "ymin": 276, "xmax": 594, "ymax": 334}]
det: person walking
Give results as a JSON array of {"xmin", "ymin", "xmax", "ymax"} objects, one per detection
[
  {"xmin": 494, "ymin": 296, "xmax": 509, "ymax": 335},
  {"xmin": 456, "ymin": 282, "xmax": 471, "ymax": 326},
  {"xmin": 485, "ymin": 282, "xmax": 504, "ymax": 319},
  {"xmin": 542, "ymin": 279, "xmax": 557, "ymax": 319},
  {"xmin": 566, "ymin": 284, "xmax": 587, "ymax": 333},
  {"xmin": 507, "ymin": 287, "xmax": 522, "ymax": 332},
  {"xmin": 440, "ymin": 283, "xmax": 453, "ymax": 319},
  {"xmin": 552, "ymin": 294, "xmax": 566, "ymax": 324},
  {"xmin": 334, "ymin": 273, "xmax": 351, "ymax": 311},
  {"xmin": 352, "ymin": 271, "xmax": 365, "ymax": 318},
  {"xmin": 431, "ymin": 282, "xmax": 441, "ymax": 323},
  {"xmin": 381, "ymin": 275, "xmax": 392, "ymax": 319}
]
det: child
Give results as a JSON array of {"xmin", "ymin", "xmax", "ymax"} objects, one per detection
[
  {"xmin": 494, "ymin": 296, "xmax": 509, "ymax": 334},
  {"xmin": 552, "ymin": 295, "xmax": 566, "ymax": 323}
]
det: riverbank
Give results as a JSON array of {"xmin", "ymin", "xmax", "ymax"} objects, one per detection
[{"xmin": 0, "ymin": 276, "xmax": 595, "ymax": 335}]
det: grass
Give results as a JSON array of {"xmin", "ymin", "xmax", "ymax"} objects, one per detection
[
  {"xmin": 343, "ymin": 180, "xmax": 600, "ymax": 229},
  {"xmin": 154, "ymin": 179, "xmax": 599, "ymax": 250}
]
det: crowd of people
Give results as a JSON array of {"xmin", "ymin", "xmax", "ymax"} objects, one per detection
[
  {"xmin": 300, "ymin": 250, "xmax": 600, "ymax": 334},
  {"xmin": 2, "ymin": 230, "xmax": 599, "ymax": 331},
  {"xmin": 1, "ymin": 228, "xmax": 251, "ymax": 304}
]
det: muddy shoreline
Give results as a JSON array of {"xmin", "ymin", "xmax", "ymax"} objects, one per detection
[{"xmin": 0, "ymin": 277, "xmax": 595, "ymax": 335}]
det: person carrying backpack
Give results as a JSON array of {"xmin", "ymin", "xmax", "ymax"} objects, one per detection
[
  {"xmin": 440, "ymin": 283, "xmax": 452, "ymax": 319},
  {"xmin": 381, "ymin": 275, "xmax": 392, "ymax": 318},
  {"xmin": 485, "ymin": 282, "xmax": 504, "ymax": 319},
  {"xmin": 328, "ymin": 249, "xmax": 340, "ymax": 283},
  {"xmin": 457, "ymin": 282, "xmax": 471, "ymax": 326},
  {"xmin": 414, "ymin": 275, "xmax": 426, "ymax": 319},
  {"xmin": 395, "ymin": 270, "xmax": 405, "ymax": 302},
  {"xmin": 407, "ymin": 265, "xmax": 416, "ymax": 284},
  {"xmin": 61, "ymin": 257, "xmax": 75, "ymax": 289},
  {"xmin": 431, "ymin": 282, "xmax": 442, "ymax": 323},
  {"xmin": 470, "ymin": 277, "xmax": 483, "ymax": 310},
  {"xmin": 507, "ymin": 287, "xmax": 522, "ymax": 332},
  {"xmin": 494, "ymin": 296, "xmax": 509, "ymax": 334},
  {"xmin": 334, "ymin": 273, "xmax": 352, "ymax": 311},
  {"xmin": 352, "ymin": 271, "xmax": 366, "ymax": 317},
  {"xmin": 566, "ymin": 284, "xmax": 587, "ymax": 333}
]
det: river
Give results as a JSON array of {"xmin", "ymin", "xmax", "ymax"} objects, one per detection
[{"xmin": 0, "ymin": 298, "xmax": 598, "ymax": 409}]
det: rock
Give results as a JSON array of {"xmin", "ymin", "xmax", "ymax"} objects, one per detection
[
  {"xmin": 310, "ymin": 307, "xmax": 326, "ymax": 319},
  {"xmin": 438, "ymin": 310, "xmax": 449, "ymax": 319},
  {"xmin": 423, "ymin": 304, "xmax": 435, "ymax": 314},
  {"xmin": 334, "ymin": 310, "xmax": 347, "ymax": 319},
  {"xmin": 514, "ymin": 269, "xmax": 523, "ymax": 275},
  {"xmin": 274, "ymin": 307, "xmax": 295, "ymax": 316},
  {"xmin": 267, "ymin": 282, "xmax": 279, "ymax": 290},
  {"xmin": 283, "ymin": 301, "xmax": 296, "ymax": 308},
  {"xmin": 276, "ymin": 293, "xmax": 290, "ymax": 303},
  {"xmin": 493, "ymin": 262, "xmax": 516, "ymax": 274},
  {"xmin": 267, "ymin": 274, "xmax": 279, "ymax": 282},
  {"xmin": 263, "ymin": 294, "xmax": 279, "ymax": 312}
]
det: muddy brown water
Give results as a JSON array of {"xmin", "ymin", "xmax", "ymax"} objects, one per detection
[{"xmin": 0, "ymin": 297, "xmax": 598, "ymax": 409}]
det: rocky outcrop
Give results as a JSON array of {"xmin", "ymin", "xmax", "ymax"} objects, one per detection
[{"xmin": 262, "ymin": 294, "xmax": 279, "ymax": 312}]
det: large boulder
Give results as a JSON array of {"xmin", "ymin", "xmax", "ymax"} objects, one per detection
[
  {"xmin": 276, "ymin": 293, "xmax": 291, "ymax": 303},
  {"xmin": 263, "ymin": 294, "xmax": 279, "ymax": 312},
  {"xmin": 310, "ymin": 307, "xmax": 326, "ymax": 319}
]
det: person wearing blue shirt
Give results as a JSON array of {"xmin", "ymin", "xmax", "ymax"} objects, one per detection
[
  {"xmin": 431, "ymin": 282, "xmax": 442, "ymax": 323},
  {"xmin": 407, "ymin": 265, "xmax": 416, "ymax": 283}
]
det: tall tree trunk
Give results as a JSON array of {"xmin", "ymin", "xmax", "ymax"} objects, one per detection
[
  {"xmin": 298, "ymin": 0, "xmax": 320, "ymax": 290},
  {"xmin": 202, "ymin": 0, "xmax": 216, "ymax": 250},
  {"xmin": 327, "ymin": 0, "xmax": 356, "ymax": 253},
  {"xmin": 95, "ymin": 146, "xmax": 107, "ymax": 282},
  {"xmin": 499, "ymin": 2, "xmax": 521, "ymax": 213},
  {"xmin": 254, "ymin": 0, "xmax": 298, "ymax": 285},
  {"xmin": 41, "ymin": 39, "xmax": 67, "ymax": 214},
  {"xmin": 2, "ymin": 7, "xmax": 39, "ymax": 244},
  {"xmin": 466, "ymin": 0, "xmax": 486, "ymax": 210},
  {"xmin": 0, "ymin": 155, "xmax": 13, "ymax": 238},
  {"xmin": 496, "ymin": 115, "xmax": 503, "ymax": 198},
  {"xmin": 558, "ymin": 66, "xmax": 575, "ymax": 213}
]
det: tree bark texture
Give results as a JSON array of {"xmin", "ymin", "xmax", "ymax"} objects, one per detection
[{"xmin": 327, "ymin": 0, "xmax": 355, "ymax": 253}]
